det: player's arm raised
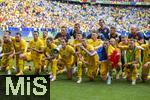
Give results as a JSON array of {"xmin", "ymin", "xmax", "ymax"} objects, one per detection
[{"xmin": 79, "ymin": 45, "xmax": 97, "ymax": 56}]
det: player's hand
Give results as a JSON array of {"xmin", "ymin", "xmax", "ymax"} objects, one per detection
[
  {"xmin": 31, "ymin": 48, "xmax": 40, "ymax": 53},
  {"xmin": 84, "ymin": 61, "xmax": 89, "ymax": 65},
  {"xmin": 124, "ymin": 63, "xmax": 128, "ymax": 67},
  {"xmin": 75, "ymin": 52, "xmax": 80, "ymax": 56},
  {"xmin": 136, "ymin": 46, "xmax": 144, "ymax": 50},
  {"xmin": 27, "ymin": 48, "xmax": 32, "ymax": 52},
  {"xmin": 42, "ymin": 58, "xmax": 46, "ymax": 62},
  {"xmin": 143, "ymin": 62, "xmax": 150, "ymax": 69},
  {"xmin": 79, "ymin": 45, "xmax": 84, "ymax": 50},
  {"xmin": 31, "ymin": 47, "xmax": 36, "ymax": 51},
  {"xmin": 75, "ymin": 44, "xmax": 82, "ymax": 47},
  {"xmin": 79, "ymin": 45, "xmax": 83, "ymax": 48},
  {"xmin": 8, "ymin": 54, "xmax": 14, "ymax": 59}
]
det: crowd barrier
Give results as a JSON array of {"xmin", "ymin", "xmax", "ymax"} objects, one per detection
[{"xmin": 0, "ymin": 27, "xmax": 149, "ymax": 40}]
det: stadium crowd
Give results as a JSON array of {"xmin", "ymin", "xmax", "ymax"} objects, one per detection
[
  {"xmin": 0, "ymin": 0, "xmax": 149, "ymax": 33},
  {"xmin": 0, "ymin": 0, "xmax": 149, "ymax": 85}
]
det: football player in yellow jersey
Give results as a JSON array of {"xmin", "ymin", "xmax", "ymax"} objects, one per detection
[
  {"xmin": 58, "ymin": 39, "xmax": 75, "ymax": 80},
  {"xmin": 0, "ymin": 31, "xmax": 13, "ymax": 45},
  {"xmin": 43, "ymin": 37, "xmax": 58, "ymax": 81},
  {"xmin": 96, "ymin": 41, "xmax": 109, "ymax": 81},
  {"xmin": 11, "ymin": 33, "xmax": 26, "ymax": 75},
  {"xmin": 87, "ymin": 32, "xmax": 103, "ymax": 50},
  {"xmin": 1, "ymin": 34, "xmax": 14, "ymax": 74},
  {"xmin": 138, "ymin": 39, "xmax": 150, "ymax": 82},
  {"xmin": 20, "ymin": 31, "xmax": 44, "ymax": 75},
  {"xmin": 87, "ymin": 32, "xmax": 103, "ymax": 80},
  {"xmin": 130, "ymin": 39, "xmax": 141, "ymax": 77},
  {"xmin": 76, "ymin": 39, "xmax": 99, "ymax": 83},
  {"xmin": 118, "ymin": 37, "xmax": 129, "ymax": 78},
  {"xmin": 123, "ymin": 40, "xmax": 141, "ymax": 85},
  {"xmin": 107, "ymin": 38, "xmax": 121, "ymax": 84},
  {"xmin": 41, "ymin": 31, "xmax": 48, "ymax": 47},
  {"xmin": 40, "ymin": 31, "xmax": 48, "ymax": 71},
  {"xmin": 70, "ymin": 34, "xmax": 83, "ymax": 73},
  {"xmin": 69, "ymin": 33, "xmax": 82, "ymax": 54},
  {"xmin": 70, "ymin": 34, "xmax": 82, "ymax": 47}
]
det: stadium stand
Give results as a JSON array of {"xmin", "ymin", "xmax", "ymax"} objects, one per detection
[{"xmin": 0, "ymin": 0, "xmax": 149, "ymax": 39}]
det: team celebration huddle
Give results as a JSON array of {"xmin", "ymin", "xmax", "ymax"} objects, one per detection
[{"xmin": 0, "ymin": 19, "xmax": 149, "ymax": 85}]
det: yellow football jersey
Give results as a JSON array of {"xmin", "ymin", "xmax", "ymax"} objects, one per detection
[
  {"xmin": 2, "ymin": 41, "xmax": 14, "ymax": 53},
  {"xmin": 141, "ymin": 44, "xmax": 150, "ymax": 63},
  {"xmin": 108, "ymin": 45, "xmax": 121, "ymax": 57},
  {"xmin": 40, "ymin": 37, "xmax": 47, "ymax": 47},
  {"xmin": 12, "ymin": 38, "xmax": 26, "ymax": 53},
  {"xmin": 118, "ymin": 42, "xmax": 128, "ymax": 50},
  {"xmin": 70, "ymin": 39, "xmax": 82, "ymax": 52},
  {"xmin": 80, "ymin": 44, "xmax": 99, "ymax": 65},
  {"xmin": 59, "ymin": 45, "xmax": 75, "ymax": 64},
  {"xmin": 28, "ymin": 38, "xmax": 44, "ymax": 58},
  {"xmin": 87, "ymin": 39, "xmax": 103, "ymax": 50},
  {"xmin": 70, "ymin": 39, "xmax": 81, "ymax": 46},
  {"xmin": 44, "ymin": 43, "xmax": 57, "ymax": 56}
]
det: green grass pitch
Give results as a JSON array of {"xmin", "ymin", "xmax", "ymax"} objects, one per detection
[
  {"xmin": 50, "ymin": 74, "xmax": 150, "ymax": 100},
  {"xmin": 0, "ymin": 63, "xmax": 150, "ymax": 100},
  {"xmin": 0, "ymin": 58, "xmax": 150, "ymax": 100}
]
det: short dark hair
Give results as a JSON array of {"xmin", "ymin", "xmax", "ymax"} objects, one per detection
[
  {"xmin": 75, "ymin": 23, "xmax": 80, "ymax": 27},
  {"xmin": 121, "ymin": 36, "xmax": 127, "ymax": 39},
  {"xmin": 92, "ymin": 29, "xmax": 98, "ymax": 34},
  {"xmin": 34, "ymin": 31, "xmax": 39, "ymax": 34},
  {"xmin": 99, "ymin": 19, "xmax": 105, "ymax": 23},
  {"xmin": 16, "ymin": 32, "xmax": 22, "ymax": 37},
  {"xmin": 61, "ymin": 26, "xmax": 66, "ymax": 29},
  {"xmin": 110, "ymin": 26, "xmax": 116, "ymax": 29},
  {"xmin": 47, "ymin": 37, "xmax": 53, "ymax": 41}
]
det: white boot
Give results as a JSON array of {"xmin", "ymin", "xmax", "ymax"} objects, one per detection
[
  {"xmin": 51, "ymin": 76, "xmax": 56, "ymax": 82},
  {"xmin": 107, "ymin": 76, "xmax": 112, "ymax": 85},
  {"xmin": 73, "ymin": 67, "xmax": 77, "ymax": 74},
  {"xmin": 116, "ymin": 73, "xmax": 120, "ymax": 80},
  {"xmin": 12, "ymin": 66, "xmax": 16, "ymax": 71},
  {"xmin": 77, "ymin": 78, "xmax": 82, "ymax": 84},
  {"xmin": 7, "ymin": 70, "xmax": 11, "ymax": 75},
  {"xmin": 132, "ymin": 80, "xmax": 136, "ymax": 85},
  {"xmin": 49, "ymin": 74, "xmax": 53, "ymax": 79}
]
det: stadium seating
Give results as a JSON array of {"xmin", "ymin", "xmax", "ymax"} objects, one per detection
[{"xmin": 0, "ymin": 0, "xmax": 149, "ymax": 38}]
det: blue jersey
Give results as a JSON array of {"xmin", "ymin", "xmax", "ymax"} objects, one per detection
[
  {"xmin": 69, "ymin": 30, "xmax": 86, "ymax": 39},
  {"xmin": 144, "ymin": 31, "xmax": 150, "ymax": 40},
  {"xmin": 97, "ymin": 46, "xmax": 108, "ymax": 61},
  {"xmin": 128, "ymin": 32, "xmax": 144, "ymax": 40},
  {"xmin": 87, "ymin": 33, "xmax": 105, "ymax": 40},
  {"xmin": 97, "ymin": 27, "xmax": 110, "ymax": 40}
]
